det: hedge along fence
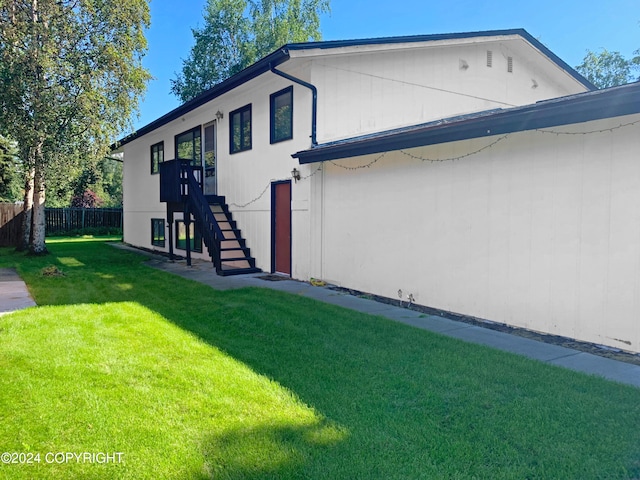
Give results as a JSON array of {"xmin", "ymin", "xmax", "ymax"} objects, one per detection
[
  {"xmin": 0, "ymin": 203, "xmax": 24, "ymax": 247},
  {"xmin": 46, "ymin": 207, "xmax": 123, "ymax": 235},
  {"xmin": 0, "ymin": 205, "xmax": 123, "ymax": 246}
]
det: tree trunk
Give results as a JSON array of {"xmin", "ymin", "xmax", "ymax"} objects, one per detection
[
  {"xmin": 30, "ymin": 161, "xmax": 47, "ymax": 254},
  {"xmin": 18, "ymin": 165, "xmax": 35, "ymax": 251}
]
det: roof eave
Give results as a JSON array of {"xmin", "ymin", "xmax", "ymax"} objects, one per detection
[
  {"xmin": 293, "ymin": 82, "xmax": 640, "ymax": 164},
  {"xmin": 112, "ymin": 28, "xmax": 594, "ymax": 151},
  {"xmin": 112, "ymin": 48, "xmax": 291, "ymax": 150}
]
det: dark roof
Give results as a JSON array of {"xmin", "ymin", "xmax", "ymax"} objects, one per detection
[
  {"xmin": 293, "ymin": 82, "xmax": 640, "ymax": 164},
  {"xmin": 287, "ymin": 29, "xmax": 593, "ymax": 89},
  {"xmin": 113, "ymin": 29, "xmax": 594, "ymax": 150},
  {"xmin": 113, "ymin": 48, "xmax": 291, "ymax": 150}
]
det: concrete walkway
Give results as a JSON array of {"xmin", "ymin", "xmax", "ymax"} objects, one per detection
[
  {"xmin": 0, "ymin": 268, "xmax": 36, "ymax": 316},
  {"xmin": 137, "ymin": 253, "xmax": 640, "ymax": 390}
]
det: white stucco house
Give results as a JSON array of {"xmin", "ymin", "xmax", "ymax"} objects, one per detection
[{"xmin": 113, "ymin": 29, "xmax": 640, "ymax": 353}]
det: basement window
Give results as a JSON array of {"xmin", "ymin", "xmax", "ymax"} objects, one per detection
[
  {"xmin": 175, "ymin": 220, "xmax": 202, "ymax": 253},
  {"xmin": 151, "ymin": 218, "xmax": 165, "ymax": 247}
]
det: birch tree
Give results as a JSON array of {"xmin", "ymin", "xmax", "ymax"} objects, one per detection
[{"xmin": 0, "ymin": 0, "xmax": 150, "ymax": 253}]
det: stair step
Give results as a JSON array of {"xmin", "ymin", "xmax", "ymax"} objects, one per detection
[
  {"xmin": 217, "ymin": 221, "xmax": 236, "ymax": 230},
  {"xmin": 220, "ymin": 239, "xmax": 244, "ymax": 249},
  {"xmin": 219, "ymin": 266, "xmax": 262, "ymax": 276},
  {"xmin": 221, "ymin": 255, "xmax": 255, "ymax": 262},
  {"xmin": 221, "ymin": 251, "xmax": 249, "ymax": 259},
  {"xmin": 205, "ymin": 194, "xmax": 226, "ymax": 204}
]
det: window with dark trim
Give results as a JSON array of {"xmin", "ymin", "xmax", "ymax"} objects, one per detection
[
  {"xmin": 230, "ymin": 104, "xmax": 252, "ymax": 153},
  {"xmin": 175, "ymin": 220, "xmax": 202, "ymax": 253},
  {"xmin": 150, "ymin": 142, "xmax": 164, "ymax": 174},
  {"xmin": 270, "ymin": 86, "xmax": 293, "ymax": 144},
  {"xmin": 175, "ymin": 126, "xmax": 202, "ymax": 166},
  {"xmin": 151, "ymin": 218, "xmax": 165, "ymax": 247}
]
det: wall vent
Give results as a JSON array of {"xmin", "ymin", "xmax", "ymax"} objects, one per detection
[
  {"xmin": 486, "ymin": 50, "xmax": 493, "ymax": 67},
  {"xmin": 507, "ymin": 56, "xmax": 513, "ymax": 73}
]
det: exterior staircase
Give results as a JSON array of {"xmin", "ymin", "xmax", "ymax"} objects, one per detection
[
  {"xmin": 206, "ymin": 196, "xmax": 261, "ymax": 275},
  {"xmin": 159, "ymin": 159, "xmax": 261, "ymax": 276}
]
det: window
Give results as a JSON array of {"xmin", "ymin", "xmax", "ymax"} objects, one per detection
[
  {"xmin": 175, "ymin": 220, "xmax": 202, "ymax": 253},
  {"xmin": 270, "ymin": 86, "xmax": 293, "ymax": 144},
  {"xmin": 175, "ymin": 126, "xmax": 201, "ymax": 166},
  {"xmin": 151, "ymin": 219, "xmax": 165, "ymax": 247},
  {"xmin": 150, "ymin": 142, "xmax": 164, "ymax": 174},
  {"xmin": 230, "ymin": 104, "xmax": 252, "ymax": 153}
]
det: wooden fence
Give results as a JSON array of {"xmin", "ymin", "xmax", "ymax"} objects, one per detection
[
  {"xmin": 0, "ymin": 205, "xmax": 123, "ymax": 246},
  {"xmin": 0, "ymin": 204, "xmax": 24, "ymax": 247},
  {"xmin": 46, "ymin": 208, "xmax": 123, "ymax": 234}
]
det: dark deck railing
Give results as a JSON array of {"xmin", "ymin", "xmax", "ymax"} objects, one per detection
[
  {"xmin": 160, "ymin": 159, "xmax": 223, "ymax": 273},
  {"xmin": 159, "ymin": 159, "xmax": 203, "ymax": 203}
]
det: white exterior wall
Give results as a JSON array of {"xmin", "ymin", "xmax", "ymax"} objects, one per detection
[
  {"xmin": 310, "ymin": 38, "xmax": 587, "ymax": 143},
  {"xmin": 122, "ymin": 129, "xmax": 166, "ymax": 250},
  {"xmin": 121, "ymin": 34, "xmax": 591, "ymax": 287},
  {"xmin": 310, "ymin": 114, "xmax": 640, "ymax": 353},
  {"xmin": 122, "ymin": 68, "xmax": 315, "ymax": 274}
]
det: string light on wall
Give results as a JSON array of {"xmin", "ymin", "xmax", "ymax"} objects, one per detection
[
  {"xmin": 329, "ymin": 152, "xmax": 387, "ymax": 170},
  {"xmin": 399, "ymin": 134, "xmax": 509, "ymax": 163},
  {"xmin": 230, "ymin": 116, "xmax": 638, "ymax": 207},
  {"xmin": 230, "ymin": 165, "xmax": 323, "ymax": 208},
  {"xmin": 535, "ymin": 118, "xmax": 640, "ymax": 135}
]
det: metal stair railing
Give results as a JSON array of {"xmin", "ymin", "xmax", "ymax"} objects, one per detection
[{"xmin": 179, "ymin": 160, "xmax": 224, "ymax": 273}]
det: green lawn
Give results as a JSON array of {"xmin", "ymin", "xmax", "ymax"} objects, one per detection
[{"xmin": 1, "ymin": 237, "xmax": 639, "ymax": 479}]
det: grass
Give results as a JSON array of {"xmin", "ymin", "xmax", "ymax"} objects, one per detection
[{"xmin": 1, "ymin": 237, "xmax": 639, "ymax": 479}]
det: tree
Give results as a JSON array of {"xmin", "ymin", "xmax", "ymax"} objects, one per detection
[
  {"xmin": 0, "ymin": 0, "xmax": 150, "ymax": 253},
  {"xmin": 171, "ymin": 0, "xmax": 330, "ymax": 102},
  {"xmin": 576, "ymin": 48, "xmax": 640, "ymax": 88},
  {"xmin": 0, "ymin": 134, "xmax": 21, "ymax": 202},
  {"xmin": 71, "ymin": 189, "xmax": 103, "ymax": 208}
]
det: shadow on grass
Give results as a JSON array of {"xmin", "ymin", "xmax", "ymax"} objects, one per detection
[
  {"xmin": 3, "ymin": 238, "xmax": 640, "ymax": 479},
  {"xmin": 201, "ymin": 421, "xmax": 349, "ymax": 480}
]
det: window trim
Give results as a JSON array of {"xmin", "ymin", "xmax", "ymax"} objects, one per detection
[
  {"xmin": 174, "ymin": 219, "xmax": 202, "ymax": 253},
  {"xmin": 229, "ymin": 104, "xmax": 252, "ymax": 154},
  {"xmin": 174, "ymin": 126, "xmax": 202, "ymax": 165},
  {"xmin": 151, "ymin": 218, "xmax": 165, "ymax": 248},
  {"xmin": 150, "ymin": 141, "xmax": 164, "ymax": 175},
  {"xmin": 270, "ymin": 86, "xmax": 293, "ymax": 144}
]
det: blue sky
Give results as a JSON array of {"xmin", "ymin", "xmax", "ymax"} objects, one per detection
[{"xmin": 134, "ymin": 0, "xmax": 640, "ymax": 131}]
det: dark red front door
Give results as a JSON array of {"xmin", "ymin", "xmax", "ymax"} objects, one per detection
[{"xmin": 273, "ymin": 181, "xmax": 291, "ymax": 275}]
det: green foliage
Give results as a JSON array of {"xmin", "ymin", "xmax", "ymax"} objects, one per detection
[
  {"xmin": 576, "ymin": 48, "xmax": 640, "ymax": 88},
  {"xmin": 0, "ymin": 134, "xmax": 21, "ymax": 202},
  {"xmin": 1, "ymin": 239, "xmax": 640, "ymax": 478},
  {"xmin": 171, "ymin": 0, "xmax": 330, "ymax": 102},
  {"xmin": 46, "ymin": 226, "xmax": 123, "ymax": 237},
  {"xmin": 0, "ymin": 0, "xmax": 150, "ymax": 250},
  {"xmin": 45, "ymin": 156, "xmax": 123, "ymax": 207}
]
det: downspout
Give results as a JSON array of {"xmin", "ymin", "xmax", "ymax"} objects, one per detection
[{"xmin": 270, "ymin": 62, "xmax": 318, "ymax": 146}]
